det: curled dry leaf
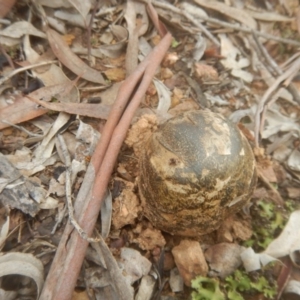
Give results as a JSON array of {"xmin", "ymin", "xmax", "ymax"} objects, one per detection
[
  {"xmin": 46, "ymin": 28, "xmax": 107, "ymax": 84},
  {"xmin": 0, "ymin": 252, "xmax": 44, "ymax": 297},
  {"xmin": 153, "ymin": 79, "xmax": 171, "ymax": 114}
]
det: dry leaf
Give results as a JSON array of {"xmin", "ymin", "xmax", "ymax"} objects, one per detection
[
  {"xmin": 194, "ymin": 63, "xmax": 219, "ymax": 81},
  {"xmin": 46, "ymin": 28, "xmax": 107, "ymax": 84},
  {"xmin": 0, "ymin": 83, "xmax": 71, "ymax": 130},
  {"xmin": 241, "ymin": 247, "xmax": 277, "ymax": 272},
  {"xmin": 22, "ymin": 35, "xmax": 79, "ymax": 102},
  {"xmin": 246, "ymin": 9, "xmax": 294, "ymax": 22},
  {"xmin": 219, "ymin": 34, "xmax": 253, "ymax": 82},
  {"xmin": 119, "ymin": 247, "xmax": 152, "ymax": 285},
  {"xmin": 0, "ymin": 252, "xmax": 44, "ymax": 297},
  {"xmin": 194, "ymin": 0, "xmax": 257, "ymax": 29},
  {"xmin": 36, "ymin": 0, "xmax": 72, "ymax": 8},
  {"xmin": 0, "ymin": 21, "xmax": 46, "ymax": 39},
  {"xmin": 68, "ymin": 0, "xmax": 92, "ymax": 24},
  {"xmin": 26, "ymin": 96, "xmax": 112, "ymax": 119}
]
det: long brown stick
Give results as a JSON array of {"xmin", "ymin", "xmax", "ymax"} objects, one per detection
[{"xmin": 40, "ymin": 25, "xmax": 172, "ymax": 300}]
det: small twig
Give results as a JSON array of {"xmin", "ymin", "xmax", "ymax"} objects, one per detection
[
  {"xmin": 139, "ymin": 0, "xmax": 300, "ymax": 47},
  {"xmin": 280, "ymin": 52, "xmax": 300, "ymax": 69},
  {"xmin": 252, "ymin": 31, "xmax": 282, "ymax": 76},
  {"xmin": 57, "ymin": 134, "xmax": 100, "ymax": 243},
  {"xmin": 1, "ymin": 120, "xmax": 44, "ymax": 137},
  {"xmin": 141, "ymin": 0, "xmax": 220, "ymax": 46},
  {"xmin": 0, "ymin": 60, "xmax": 57, "ymax": 85},
  {"xmin": 252, "ymin": 33, "xmax": 300, "ymax": 104}
]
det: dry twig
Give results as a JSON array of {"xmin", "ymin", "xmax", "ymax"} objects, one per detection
[
  {"xmin": 139, "ymin": 0, "xmax": 300, "ymax": 47},
  {"xmin": 0, "ymin": 60, "xmax": 57, "ymax": 86},
  {"xmin": 57, "ymin": 134, "xmax": 100, "ymax": 243}
]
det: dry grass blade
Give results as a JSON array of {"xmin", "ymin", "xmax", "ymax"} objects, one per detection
[{"xmin": 46, "ymin": 28, "xmax": 107, "ymax": 85}]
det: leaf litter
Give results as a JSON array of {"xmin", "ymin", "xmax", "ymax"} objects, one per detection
[{"xmin": 0, "ymin": 0, "xmax": 300, "ymax": 299}]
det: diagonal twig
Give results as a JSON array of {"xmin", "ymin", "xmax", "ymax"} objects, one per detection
[{"xmin": 138, "ymin": 0, "xmax": 300, "ymax": 47}]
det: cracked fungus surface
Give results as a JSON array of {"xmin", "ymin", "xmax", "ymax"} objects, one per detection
[{"xmin": 138, "ymin": 110, "xmax": 257, "ymax": 236}]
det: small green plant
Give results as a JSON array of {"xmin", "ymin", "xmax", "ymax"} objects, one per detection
[
  {"xmin": 225, "ymin": 270, "xmax": 251, "ymax": 300},
  {"xmin": 191, "ymin": 269, "xmax": 277, "ymax": 300},
  {"xmin": 250, "ymin": 275, "xmax": 277, "ymax": 298},
  {"xmin": 245, "ymin": 200, "xmax": 286, "ymax": 250},
  {"xmin": 225, "ymin": 270, "xmax": 276, "ymax": 299},
  {"xmin": 191, "ymin": 277, "xmax": 225, "ymax": 300},
  {"xmin": 284, "ymin": 199, "xmax": 297, "ymax": 213}
]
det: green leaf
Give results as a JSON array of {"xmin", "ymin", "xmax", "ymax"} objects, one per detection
[
  {"xmin": 251, "ymin": 276, "xmax": 277, "ymax": 299},
  {"xmin": 191, "ymin": 277, "xmax": 225, "ymax": 300},
  {"xmin": 227, "ymin": 289, "xmax": 244, "ymax": 300}
]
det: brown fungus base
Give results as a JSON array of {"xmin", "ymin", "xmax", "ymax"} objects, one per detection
[{"xmin": 138, "ymin": 110, "xmax": 257, "ymax": 237}]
